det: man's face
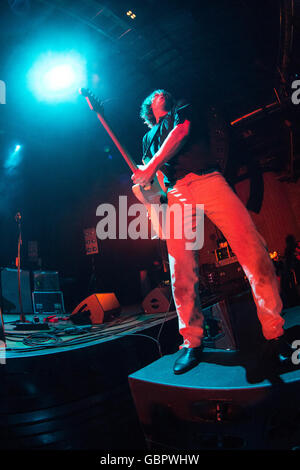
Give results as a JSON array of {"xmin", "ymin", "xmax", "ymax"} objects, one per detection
[{"xmin": 151, "ymin": 93, "xmax": 167, "ymax": 115}]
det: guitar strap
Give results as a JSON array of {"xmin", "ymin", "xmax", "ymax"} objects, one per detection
[
  {"xmin": 142, "ymin": 122, "xmax": 162, "ymax": 162},
  {"xmin": 142, "ymin": 105, "xmax": 179, "ymax": 161}
]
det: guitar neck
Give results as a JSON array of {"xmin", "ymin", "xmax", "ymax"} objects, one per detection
[
  {"xmin": 96, "ymin": 112, "xmax": 137, "ymax": 171},
  {"xmin": 88, "ymin": 99, "xmax": 137, "ymax": 172},
  {"xmin": 81, "ymin": 89, "xmax": 139, "ymax": 172}
]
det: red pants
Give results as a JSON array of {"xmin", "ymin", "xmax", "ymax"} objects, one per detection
[{"xmin": 166, "ymin": 172, "xmax": 284, "ymax": 348}]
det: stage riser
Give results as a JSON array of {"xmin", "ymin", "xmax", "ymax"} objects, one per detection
[
  {"xmin": 128, "ymin": 307, "xmax": 300, "ymax": 450},
  {"xmin": 0, "ymin": 319, "xmax": 180, "ymax": 450},
  {"xmin": 129, "ymin": 380, "xmax": 300, "ymax": 450},
  {"xmin": 0, "ymin": 395, "xmax": 139, "ymax": 449}
]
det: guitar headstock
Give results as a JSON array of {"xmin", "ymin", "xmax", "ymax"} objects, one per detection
[{"xmin": 79, "ymin": 88, "xmax": 104, "ymax": 114}]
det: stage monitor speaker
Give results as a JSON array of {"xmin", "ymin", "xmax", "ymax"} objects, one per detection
[
  {"xmin": 0, "ymin": 268, "xmax": 33, "ymax": 314},
  {"xmin": 142, "ymin": 288, "xmax": 236, "ymax": 350},
  {"xmin": 128, "ymin": 340, "xmax": 300, "ymax": 450},
  {"xmin": 142, "ymin": 286, "xmax": 174, "ymax": 314},
  {"xmin": 70, "ymin": 293, "xmax": 121, "ymax": 325}
]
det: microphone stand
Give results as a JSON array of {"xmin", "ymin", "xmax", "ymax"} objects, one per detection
[
  {"xmin": 15, "ymin": 212, "xmax": 25, "ymax": 322},
  {"xmin": 13, "ymin": 213, "xmax": 49, "ymax": 330}
]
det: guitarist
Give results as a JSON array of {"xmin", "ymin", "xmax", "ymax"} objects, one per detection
[{"xmin": 132, "ymin": 89, "xmax": 292, "ymax": 374}]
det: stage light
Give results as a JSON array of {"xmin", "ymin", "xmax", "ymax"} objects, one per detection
[
  {"xmin": 126, "ymin": 10, "xmax": 136, "ymax": 19},
  {"xmin": 27, "ymin": 51, "xmax": 87, "ymax": 103},
  {"xmin": 43, "ymin": 64, "xmax": 76, "ymax": 91},
  {"xmin": 4, "ymin": 144, "xmax": 23, "ymax": 172}
]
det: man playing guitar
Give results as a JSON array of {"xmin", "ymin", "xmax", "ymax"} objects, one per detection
[{"xmin": 132, "ymin": 89, "xmax": 292, "ymax": 374}]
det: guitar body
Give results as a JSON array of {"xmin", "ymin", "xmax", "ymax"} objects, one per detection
[{"xmin": 132, "ymin": 176, "xmax": 167, "ymax": 239}]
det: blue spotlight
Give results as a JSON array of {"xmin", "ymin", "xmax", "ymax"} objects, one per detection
[
  {"xmin": 43, "ymin": 64, "xmax": 76, "ymax": 91},
  {"xmin": 27, "ymin": 51, "xmax": 87, "ymax": 103},
  {"xmin": 4, "ymin": 145, "xmax": 23, "ymax": 173}
]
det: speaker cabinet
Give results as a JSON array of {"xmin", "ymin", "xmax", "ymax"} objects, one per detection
[
  {"xmin": 143, "ymin": 288, "xmax": 236, "ymax": 350},
  {"xmin": 142, "ymin": 286, "xmax": 174, "ymax": 314},
  {"xmin": 0, "ymin": 268, "xmax": 33, "ymax": 314},
  {"xmin": 70, "ymin": 293, "xmax": 121, "ymax": 324},
  {"xmin": 129, "ymin": 346, "xmax": 300, "ymax": 450},
  {"xmin": 33, "ymin": 271, "xmax": 60, "ymax": 292},
  {"xmin": 32, "ymin": 291, "xmax": 65, "ymax": 314},
  {"xmin": 202, "ymin": 300, "xmax": 236, "ymax": 350}
]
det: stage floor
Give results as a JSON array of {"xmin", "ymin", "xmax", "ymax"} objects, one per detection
[
  {"xmin": 128, "ymin": 306, "xmax": 300, "ymax": 450},
  {"xmin": 0, "ymin": 303, "xmax": 299, "ymax": 450},
  {"xmin": 0, "ymin": 304, "xmax": 180, "ymax": 450},
  {"xmin": 129, "ymin": 305, "xmax": 300, "ymax": 390},
  {"xmin": 1, "ymin": 305, "xmax": 177, "ymax": 358}
]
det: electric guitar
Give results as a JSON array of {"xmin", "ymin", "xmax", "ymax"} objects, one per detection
[{"xmin": 79, "ymin": 88, "xmax": 167, "ymax": 239}]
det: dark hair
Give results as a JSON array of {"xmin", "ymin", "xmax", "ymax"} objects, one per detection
[{"xmin": 140, "ymin": 89, "xmax": 174, "ymax": 128}]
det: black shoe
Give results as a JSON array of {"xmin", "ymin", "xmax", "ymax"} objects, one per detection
[
  {"xmin": 247, "ymin": 334, "xmax": 295, "ymax": 382},
  {"xmin": 266, "ymin": 334, "xmax": 294, "ymax": 363},
  {"xmin": 173, "ymin": 346, "xmax": 203, "ymax": 375}
]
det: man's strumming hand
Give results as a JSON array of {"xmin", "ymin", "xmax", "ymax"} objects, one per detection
[{"xmin": 131, "ymin": 162, "xmax": 157, "ymax": 187}]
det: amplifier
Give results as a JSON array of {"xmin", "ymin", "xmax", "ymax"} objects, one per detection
[
  {"xmin": 202, "ymin": 300, "xmax": 236, "ymax": 350},
  {"xmin": 32, "ymin": 291, "xmax": 65, "ymax": 314},
  {"xmin": 33, "ymin": 271, "xmax": 60, "ymax": 292},
  {"xmin": 203, "ymin": 262, "xmax": 245, "ymax": 286},
  {"xmin": 0, "ymin": 268, "xmax": 33, "ymax": 314},
  {"xmin": 216, "ymin": 262, "xmax": 245, "ymax": 284}
]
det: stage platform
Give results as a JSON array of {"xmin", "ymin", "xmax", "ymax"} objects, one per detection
[
  {"xmin": 0, "ymin": 304, "xmax": 180, "ymax": 450},
  {"xmin": 1, "ymin": 305, "xmax": 178, "ymax": 358},
  {"xmin": 129, "ymin": 306, "xmax": 300, "ymax": 390},
  {"xmin": 128, "ymin": 306, "xmax": 300, "ymax": 450},
  {"xmin": 0, "ymin": 301, "xmax": 299, "ymax": 450}
]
